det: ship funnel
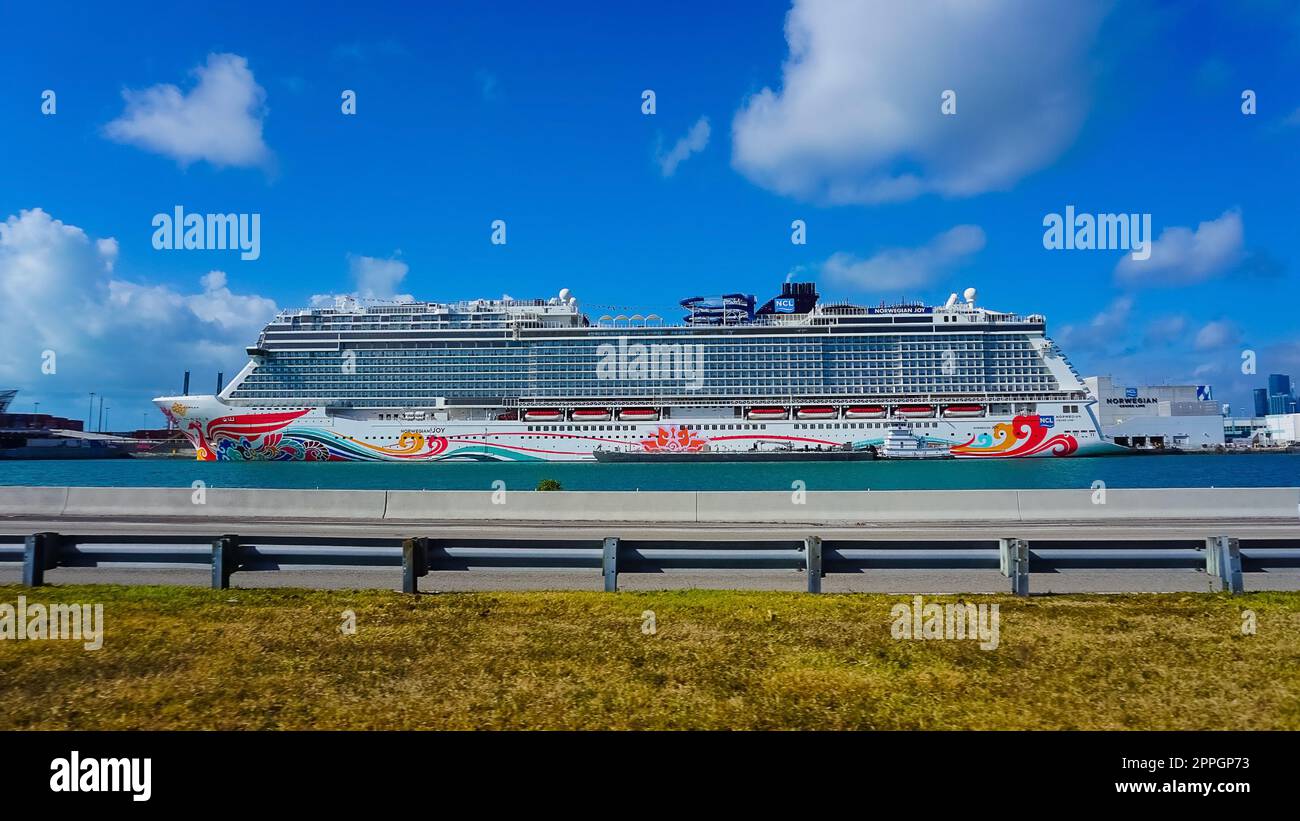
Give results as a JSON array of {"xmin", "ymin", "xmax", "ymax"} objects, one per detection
[
  {"xmin": 945, "ymin": 293, "xmax": 958, "ymax": 308},
  {"xmin": 182, "ymin": 370, "xmax": 190, "ymax": 396}
]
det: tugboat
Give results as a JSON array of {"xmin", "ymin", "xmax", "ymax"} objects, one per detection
[
  {"xmin": 592, "ymin": 442, "xmax": 876, "ymax": 463},
  {"xmin": 880, "ymin": 426, "xmax": 952, "ymax": 459}
]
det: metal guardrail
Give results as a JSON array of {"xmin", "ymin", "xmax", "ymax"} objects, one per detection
[{"xmin": 3, "ymin": 532, "xmax": 1300, "ymax": 595}]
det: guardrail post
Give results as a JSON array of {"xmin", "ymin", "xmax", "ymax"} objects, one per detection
[
  {"xmin": 211, "ymin": 535, "xmax": 240, "ymax": 589},
  {"xmin": 22, "ymin": 532, "xmax": 61, "ymax": 587},
  {"xmin": 805, "ymin": 536, "xmax": 823, "ymax": 593},
  {"xmin": 1205, "ymin": 535, "xmax": 1243, "ymax": 594},
  {"xmin": 999, "ymin": 538, "xmax": 1029, "ymax": 597},
  {"xmin": 602, "ymin": 537, "xmax": 619, "ymax": 592},
  {"xmin": 402, "ymin": 537, "xmax": 428, "ymax": 594}
]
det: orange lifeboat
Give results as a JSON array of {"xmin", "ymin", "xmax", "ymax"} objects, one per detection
[
  {"xmin": 796, "ymin": 406, "xmax": 838, "ymax": 420},
  {"xmin": 746, "ymin": 406, "xmax": 790, "ymax": 420},
  {"xmin": 618, "ymin": 408, "xmax": 660, "ymax": 421},
  {"xmin": 844, "ymin": 405, "xmax": 887, "ymax": 419},
  {"xmin": 523, "ymin": 409, "xmax": 563, "ymax": 422}
]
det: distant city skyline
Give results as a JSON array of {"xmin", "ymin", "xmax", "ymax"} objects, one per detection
[{"xmin": 1252, "ymin": 373, "xmax": 1298, "ymax": 416}]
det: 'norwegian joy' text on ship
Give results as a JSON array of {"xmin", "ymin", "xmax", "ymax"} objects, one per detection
[{"xmin": 155, "ymin": 282, "xmax": 1124, "ymax": 461}]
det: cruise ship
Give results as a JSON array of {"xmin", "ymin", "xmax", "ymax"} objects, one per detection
[{"xmin": 154, "ymin": 282, "xmax": 1122, "ymax": 461}]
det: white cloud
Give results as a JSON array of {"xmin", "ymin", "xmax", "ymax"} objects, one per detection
[
  {"xmin": 96, "ymin": 238, "xmax": 119, "ymax": 271},
  {"xmin": 350, "ymin": 254, "xmax": 409, "ymax": 299},
  {"xmin": 0, "ymin": 207, "xmax": 276, "ymax": 420},
  {"xmin": 1059, "ymin": 298, "xmax": 1270, "ymax": 412},
  {"xmin": 822, "ymin": 225, "xmax": 985, "ymax": 292},
  {"xmin": 657, "ymin": 117, "xmax": 711, "ymax": 177},
  {"xmin": 104, "ymin": 53, "xmax": 271, "ymax": 169},
  {"xmin": 1193, "ymin": 319, "xmax": 1240, "ymax": 350},
  {"xmin": 186, "ymin": 270, "xmax": 278, "ymax": 331},
  {"xmin": 1142, "ymin": 314, "xmax": 1187, "ymax": 346},
  {"xmin": 731, "ymin": 0, "xmax": 1110, "ymax": 204},
  {"xmin": 1056, "ymin": 296, "xmax": 1134, "ymax": 354},
  {"xmin": 310, "ymin": 253, "xmax": 413, "ymax": 305},
  {"xmin": 1114, "ymin": 209, "xmax": 1244, "ymax": 287}
]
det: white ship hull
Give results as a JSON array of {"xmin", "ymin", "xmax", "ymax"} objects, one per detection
[{"xmin": 157, "ymin": 396, "xmax": 1122, "ymax": 461}]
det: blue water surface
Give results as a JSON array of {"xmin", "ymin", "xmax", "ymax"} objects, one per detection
[{"xmin": 0, "ymin": 454, "xmax": 1296, "ymax": 491}]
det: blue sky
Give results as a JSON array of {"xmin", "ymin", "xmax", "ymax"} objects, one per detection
[{"xmin": 2, "ymin": 0, "xmax": 1299, "ymax": 427}]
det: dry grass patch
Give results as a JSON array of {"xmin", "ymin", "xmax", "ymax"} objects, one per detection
[{"xmin": 1, "ymin": 585, "xmax": 1297, "ymax": 729}]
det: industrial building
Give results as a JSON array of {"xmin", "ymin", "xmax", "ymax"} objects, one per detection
[
  {"xmin": 1084, "ymin": 376, "xmax": 1225, "ymax": 450},
  {"xmin": 1264, "ymin": 413, "xmax": 1300, "ymax": 445},
  {"xmin": 1230, "ymin": 373, "xmax": 1300, "ymax": 447}
]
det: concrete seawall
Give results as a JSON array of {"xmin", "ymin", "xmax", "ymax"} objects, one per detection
[{"xmin": 1, "ymin": 486, "xmax": 1297, "ymax": 524}]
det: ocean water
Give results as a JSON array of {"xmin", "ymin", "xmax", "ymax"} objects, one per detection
[{"xmin": 0, "ymin": 454, "xmax": 1297, "ymax": 491}]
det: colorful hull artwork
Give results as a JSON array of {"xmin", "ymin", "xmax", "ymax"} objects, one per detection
[
  {"xmin": 949, "ymin": 415, "xmax": 1079, "ymax": 458},
  {"xmin": 159, "ymin": 398, "xmax": 1120, "ymax": 462}
]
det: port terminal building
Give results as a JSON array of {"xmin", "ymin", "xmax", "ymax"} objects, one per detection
[{"xmin": 1084, "ymin": 376, "xmax": 1225, "ymax": 450}]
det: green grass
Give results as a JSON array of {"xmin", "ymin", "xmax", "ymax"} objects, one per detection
[{"xmin": 2, "ymin": 584, "xmax": 1298, "ymax": 730}]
